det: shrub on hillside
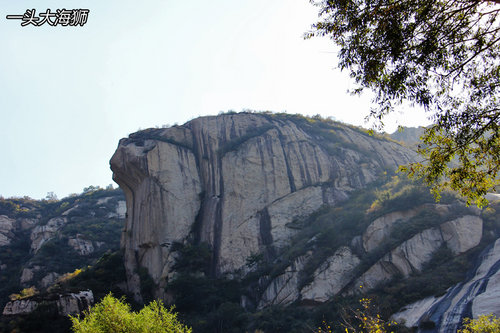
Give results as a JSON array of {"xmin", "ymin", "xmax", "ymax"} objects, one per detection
[{"xmin": 70, "ymin": 294, "xmax": 191, "ymax": 333}]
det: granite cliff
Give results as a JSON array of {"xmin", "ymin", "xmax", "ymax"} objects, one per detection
[{"xmin": 110, "ymin": 113, "xmax": 416, "ymax": 301}]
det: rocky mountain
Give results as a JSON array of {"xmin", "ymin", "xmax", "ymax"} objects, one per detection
[
  {"xmin": 110, "ymin": 112, "xmax": 416, "ymax": 300},
  {"xmin": 0, "ymin": 187, "xmax": 126, "ymax": 330},
  {"xmin": 3, "ymin": 113, "xmax": 499, "ymax": 333},
  {"xmin": 109, "ymin": 112, "xmax": 500, "ymax": 332}
]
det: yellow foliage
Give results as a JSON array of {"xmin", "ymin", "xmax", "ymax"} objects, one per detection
[
  {"xmin": 9, "ymin": 287, "xmax": 39, "ymax": 301},
  {"xmin": 459, "ymin": 314, "xmax": 500, "ymax": 333},
  {"xmin": 316, "ymin": 298, "xmax": 397, "ymax": 333}
]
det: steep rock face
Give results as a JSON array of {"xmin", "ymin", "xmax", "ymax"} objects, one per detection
[
  {"xmin": 110, "ymin": 113, "xmax": 417, "ymax": 299},
  {"xmin": 40, "ymin": 272, "xmax": 60, "ymax": 289},
  {"xmin": 355, "ymin": 228, "xmax": 444, "ymax": 291},
  {"xmin": 20, "ymin": 266, "xmax": 40, "ymax": 286},
  {"xmin": 441, "ymin": 216, "xmax": 483, "ymax": 255},
  {"xmin": 393, "ymin": 237, "xmax": 500, "ymax": 332}
]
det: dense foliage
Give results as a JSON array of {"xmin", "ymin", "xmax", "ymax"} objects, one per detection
[
  {"xmin": 307, "ymin": 0, "xmax": 500, "ymax": 206},
  {"xmin": 459, "ymin": 314, "xmax": 500, "ymax": 333}
]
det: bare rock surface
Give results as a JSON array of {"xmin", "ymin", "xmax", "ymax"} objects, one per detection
[
  {"xmin": 41, "ymin": 272, "xmax": 60, "ymax": 289},
  {"xmin": 362, "ymin": 209, "xmax": 419, "ymax": 252},
  {"xmin": 68, "ymin": 235, "xmax": 95, "ymax": 255},
  {"xmin": 301, "ymin": 247, "xmax": 360, "ymax": 302},
  {"xmin": 57, "ymin": 291, "xmax": 94, "ymax": 316},
  {"xmin": 3, "ymin": 299, "xmax": 37, "ymax": 315},
  {"xmin": 259, "ymin": 255, "xmax": 309, "ymax": 308},
  {"xmin": 30, "ymin": 217, "xmax": 67, "ymax": 253},
  {"xmin": 441, "ymin": 215, "xmax": 483, "ymax": 254}
]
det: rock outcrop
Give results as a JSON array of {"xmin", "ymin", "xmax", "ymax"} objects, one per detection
[
  {"xmin": 110, "ymin": 113, "xmax": 417, "ymax": 300},
  {"xmin": 2, "ymin": 299, "xmax": 37, "ymax": 315},
  {"xmin": 56, "ymin": 291, "xmax": 94, "ymax": 316},
  {"xmin": 354, "ymin": 215, "xmax": 483, "ymax": 291},
  {"xmin": 20, "ymin": 266, "xmax": 40, "ymax": 286},
  {"xmin": 361, "ymin": 204, "xmax": 452, "ymax": 252},
  {"xmin": 2, "ymin": 291, "xmax": 94, "ymax": 316},
  {"xmin": 362, "ymin": 209, "xmax": 420, "ymax": 252},
  {"xmin": 259, "ymin": 255, "xmax": 309, "ymax": 308},
  {"xmin": 0, "ymin": 215, "xmax": 17, "ymax": 247},
  {"xmin": 301, "ymin": 247, "xmax": 360, "ymax": 303},
  {"xmin": 68, "ymin": 235, "xmax": 95, "ymax": 255},
  {"xmin": 30, "ymin": 217, "xmax": 67, "ymax": 253}
]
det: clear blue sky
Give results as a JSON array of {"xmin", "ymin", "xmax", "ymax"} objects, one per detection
[{"xmin": 0, "ymin": 0, "xmax": 430, "ymax": 200}]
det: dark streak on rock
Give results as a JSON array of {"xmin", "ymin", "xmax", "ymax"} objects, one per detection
[
  {"xmin": 259, "ymin": 208, "xmax": 276, "ymax": 260},
  {"xmin": 298, "ymin": 143, "xmax": 312, "ymax": 185},
  {"xmin": 277, "ymin": 129, "xmax": 296, "ymax": 193}
]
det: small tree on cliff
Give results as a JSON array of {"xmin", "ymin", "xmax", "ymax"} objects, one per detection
[{"xmin": 307, "ymin": 0, "xmax": 500, "ymax": 206}]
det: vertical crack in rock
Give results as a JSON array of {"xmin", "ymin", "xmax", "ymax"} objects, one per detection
[
  {"xmin": 277, "ymin": 129, "xmax": 297, "ymax": 193},
  {"xmin": 190, "ymin": 126, "xmax": 205, "ymax": 245},
  {"xmin": 211, "ymin": 151, "xmax": 224, "ymax": 276},
  {"xmin": 211, "ymin": 198, "xmax": 223, "ymax": 276},
  {"xmin": 298, "ymin": 143, "xmax": 313, "ymax": 185},
  {"xmin": 313, "ymin": 147, "xmax": 323, "ymax": 179}
]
